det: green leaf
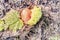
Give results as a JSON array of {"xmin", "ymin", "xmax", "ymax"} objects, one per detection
[
  {"xmin": 3, "ymin": 9, "xmax": 24, "ymax": 32},
  {"xmin": 3, "ymin": 9, "xmax": 19, "ymax": 29},
  {"xmin": 0, "ymin": 20, "xmax": 4, "ymax": 31},
  {"xmin": 27, "ymin": 6, "xmax": 42, "ymax": 25},
  {"xmin": 9, "ymin": 19, "xmax": 23, "ymax": 32},
  {"xmin": 3, "ymin": 9, "xmax": 19, "ymax": 25},
  {"xmin": 49, "ymin": 35, "xmax": 60, "ymax": 40}
]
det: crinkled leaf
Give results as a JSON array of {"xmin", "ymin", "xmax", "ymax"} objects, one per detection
[
  {"xmin": 9, "ymin": 19, "xmax": 23, "ymax": 32},
  {"xmin": 3, "ymin": 9, "xmax": 19, "ymax": 25},
  {"xmin": 3, "ymin": 9, "xmax": 23, "ymax": 32},
  {"xmin": 0, "ymin": 20, "xmax": 4, "ymax": 31},
  {"xmin": 27, "ymin": 6, "xmax": 42, "ymax": 25},
  {"xmin": 3, "ymin": 9, "xmax": 19, "ymax": 29},
  {"xmin": 49, "ymin": 35, "xmax": 60, "ymax": 40}
]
